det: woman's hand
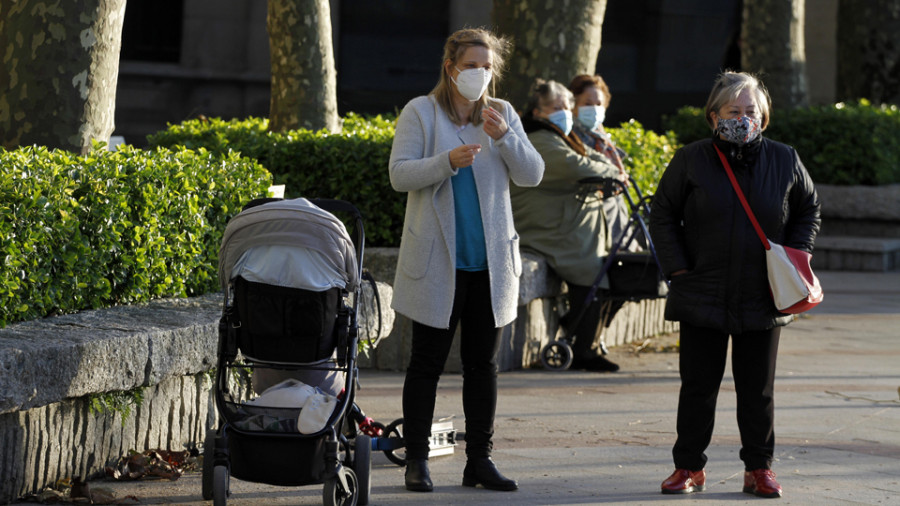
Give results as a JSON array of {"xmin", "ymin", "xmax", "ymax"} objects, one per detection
[
  {"xmin": 481, "ymin": 107, "xmax": 508, "ymax": 140},
  {"xmin": 618, "ymin": 167, "xmax": 631, "ymax": 188},
  {"xmin": 449, "ymin": 144, "xmax": 482, "ymax": 169}
]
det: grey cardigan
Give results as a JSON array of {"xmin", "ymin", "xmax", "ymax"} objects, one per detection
[{"xmin": 389, "ymin": 95, "xmax": 545, "ymax": 328}]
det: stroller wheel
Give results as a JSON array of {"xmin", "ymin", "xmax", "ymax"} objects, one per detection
[
  {"xmin": 540, "ymin": 341, "xmax": 574, "ymax": 371},
  {"xmin": 353, "ymin": 434, "xmax": 372, "ymax": 506},
  {"xmin": 383, "ymin": 418, "xmax": 407, "ymax": 467},
  {"xmin": 323, "ymin": 467, "xmax": 358, "ymax": 506},
  {"xmin": 213, "ymin": 465, "xmax": 229, "ymax": 506},
  {"xmin": 201, "ymin": 430, "xmax": 216, "ymax": 500}
]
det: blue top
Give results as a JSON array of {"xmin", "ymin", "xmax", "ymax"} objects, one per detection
[{"xmin": 451, "ymin": 165, "xmax": 488, "ymax": 271}]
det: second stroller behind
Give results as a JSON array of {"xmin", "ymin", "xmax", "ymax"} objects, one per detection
[{"xmin": 540, "ymin": 176, "xmax": 669, "ymax": 371}]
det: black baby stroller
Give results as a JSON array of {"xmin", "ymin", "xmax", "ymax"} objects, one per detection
[
  {"xmin": 540, "ymin": 176, "xmax": 669, "ymax": 370},
  {"xmin": 203, "ymin": 197, "xmax": 371, "ymax": 505}
]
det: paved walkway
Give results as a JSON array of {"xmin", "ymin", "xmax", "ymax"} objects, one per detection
[{"xmin": 23, "ymin": 271, "xmax": 900, "ymax": 505}]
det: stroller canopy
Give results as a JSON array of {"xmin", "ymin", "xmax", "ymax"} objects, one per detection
[{"xmin": 218, "ymin": 198, "xmax": 360, "ymax": 292}]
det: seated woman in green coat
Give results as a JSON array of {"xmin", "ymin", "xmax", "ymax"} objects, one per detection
[{"xmin": 511, "ymin": 79, "xmax": 628, "ymax": 372}]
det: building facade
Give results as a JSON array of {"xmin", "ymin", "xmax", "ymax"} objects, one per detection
[{"xmin": 114, "ymin": 0, "xmax": 837, "ymax": 145}]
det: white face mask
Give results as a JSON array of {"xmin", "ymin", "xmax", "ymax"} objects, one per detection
[
  {"xmin": 577, "ymin": 105, "xmax": 605, "ymax": 131},
  {"xmin": 452, "ymin": 67, "xmax": 492, "ymax": 101},
  {"xmin": 548, "ymin": 109, "xmax": 573, "ymax": 136}
]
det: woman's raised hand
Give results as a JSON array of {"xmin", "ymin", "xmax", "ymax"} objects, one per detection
[
  {"xmin": 481, "ymin": 107, "xmax": 508, "ymax": 140},
  {"xmin": 449, "ymin": 144, "xmax": 482, "ymax": 169}
]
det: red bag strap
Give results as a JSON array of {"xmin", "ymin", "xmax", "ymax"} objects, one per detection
[{"xmin": 713, "ymin": 144, "xmax": 771, "ymax": 250}]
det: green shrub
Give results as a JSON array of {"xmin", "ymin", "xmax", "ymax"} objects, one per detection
[
  {"xmin": 149, "ymin": 114, "xmax": 681, "ymax": 246},
  {"xmin": 660, "ymin": 106, "xmax": 709, "ymax": 146},
  {"xmin": 144, "ymin": 116, "xmax": 273, "ymax": 157},
  {"xmin": 607, "ymin": 119, "xmax": 681, "ymax": 197},
  {"xmin": 0, "ymin": 144, "xmax": 271, "ymax": 327},
  {"xmin": 662, "ymin": 100, "xmax": 900, "ymax": 185},
  {"xmin": 149, "ymin": 114, "xmax": 402, "ymax": 246}
]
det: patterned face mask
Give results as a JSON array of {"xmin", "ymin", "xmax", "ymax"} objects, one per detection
[{"xmin": 716, "ymin": 116, "xmax": 761, "ymax": 145}]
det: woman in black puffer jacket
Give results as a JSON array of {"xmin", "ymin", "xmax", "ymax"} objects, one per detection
[{"xmin": 650, "ymin": 71, "xmax": 820, "ymax": 499}]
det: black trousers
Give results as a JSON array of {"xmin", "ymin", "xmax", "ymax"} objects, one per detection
[
  {"xmin": 565, "ymin": 283, "xmax": 623, "ymax": 361},
  {"xmin": 673, "ymin": 322, "xmax": 781, "ymax": 471},
  {"xmin": 402, "ymin": 270, "xmax": 502, "ymax": 460}
]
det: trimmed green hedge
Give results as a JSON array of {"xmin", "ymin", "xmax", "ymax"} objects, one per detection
[
  {"xmin": 0, "ymin": 144, "xmax": 271, "ymax": 327},
  {"xmin": 149, "ymin": 114, "xmax": 402, "ymax": 247},
  {"xmin": 149, "ymin": 114, "xmax": 680, "ymax": 246},
  {"xmin": 662, "ymin": 100, "xmax": 900, "ymax": 185},
  {"xmin": 607, "ymin": 119, "xmax": 680, "ymax": 197}
]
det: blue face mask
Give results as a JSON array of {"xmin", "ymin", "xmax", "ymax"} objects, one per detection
[
  {"xmin": 548, "ymin": 109, "xmax": 573, "ymax": 136},
  {"xmin": 576, "ymin": 105, "xmax": 605, "ymax": 131}
]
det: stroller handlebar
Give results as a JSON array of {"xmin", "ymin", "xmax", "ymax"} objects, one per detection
[
  {"xmin": 577, "ymin": 175, "xmax": 629, "ymax": 192},
  {"xmin": 576, "ymin": 175, "xmax": 653, "ymax": 216}
]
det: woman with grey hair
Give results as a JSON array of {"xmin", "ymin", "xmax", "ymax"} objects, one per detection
[
  {"xmin": 510, "ymin": 79, "xmax": 626, "ymax": 373},
  {"xmin": 389, "ymin": 27, "xmax": 544, "ymax": 493},
  {"xmin": 650, "ymin": 71, "xmax": 820, "ymax": 498}
]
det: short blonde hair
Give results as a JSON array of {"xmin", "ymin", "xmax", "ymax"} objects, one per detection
[
  {"xmin": 431, "ymin": 28, "xmax": 512, "ymax": 126},
  {"xmin": 704, "ymin": 71, "xmax": 771, "ymax": 131},
  {"xmin": 523, "ymin": 79, "xmax": 573, "ymax": 119}
]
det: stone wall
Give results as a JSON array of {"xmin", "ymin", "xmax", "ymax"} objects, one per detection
[
  {"xmin": 0, "ymin": 295, "xmax": 222, "ymax": 416},
  {"xmin": 0, "ymin": 248, "xmax": 675, "ymax": 502},
  {"xmin": 358, "ymin": 248, "xmax": 677, "ymax": 372},
  {"xmin": 0, "ymin": 295, "xmax": 222, "ymax": 502},
  {"xmin": 0, "ymin": 374, "xmax": 215, "ymax": 501},
  {"xmin": 813, "ymin": 184, "xmax": 900, "ymax": 271}
]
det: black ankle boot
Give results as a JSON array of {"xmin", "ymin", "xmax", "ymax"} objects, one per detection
[
  {"xmin": 405, "ymin": 458, "xmax": 433, "ymax": 492},
  {"xmin": 462, "ymin": 457, "xmax": 518, "ymax": 491}
]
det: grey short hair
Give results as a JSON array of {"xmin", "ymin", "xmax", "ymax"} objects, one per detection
[
  {"xmin": 525, "ymin": 79, "xmax": 574, "ymax": 116},
  {"xmin": 704, "ymin": 71, "xmax": 771, "ymax": 131}
]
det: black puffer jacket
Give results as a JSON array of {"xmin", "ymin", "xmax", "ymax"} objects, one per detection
[{"xmin": 649, "ymin": 136, "xmax": 821, "ymax": 334}]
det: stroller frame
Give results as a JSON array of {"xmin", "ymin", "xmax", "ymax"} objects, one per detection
[
  {"xmin": 203, "ymin": 198, "xmax": 371, "ymax": 506},
  {"xmin": 540, "ymin": 176, "xmax": 669, "ymax": 371}
]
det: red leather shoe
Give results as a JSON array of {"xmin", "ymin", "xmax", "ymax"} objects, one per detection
[
  {"xmin": 661, "ymin": 468, "xmax": 706, "ymax": 494},
  {"xmin": 743, "ymin": 469, "xmax": 782, "ymax": 498}
]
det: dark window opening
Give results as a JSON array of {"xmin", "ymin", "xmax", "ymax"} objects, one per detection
[
  {"xmin": 121, "ymin": 0, "xmax": 184, "ymax": 63},
  {"xmin": 337, "ymin": 0, "xmax": 450, "ymax": 114}
]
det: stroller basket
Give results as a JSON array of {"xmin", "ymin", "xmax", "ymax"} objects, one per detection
[
  {"xmin": 221, "ymin": 397, "xmax": 303, "ymax": 433},
  {"xmin": 608, "ymin": 252, "xmax": 668, "ymax": 300},
  {"xmin": 225, "ymin": 428, "xmax": 329, "ymax": 486}
]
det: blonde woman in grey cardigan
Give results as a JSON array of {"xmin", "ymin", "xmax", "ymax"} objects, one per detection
[{"xmin": 389, "ymin": 28, "xmax": 544, "ymax": 493}]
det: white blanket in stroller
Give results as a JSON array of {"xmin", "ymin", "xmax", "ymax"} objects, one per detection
[{"xmin": 241, "ymin": 379, "xmax": 338, "ymax": 434}]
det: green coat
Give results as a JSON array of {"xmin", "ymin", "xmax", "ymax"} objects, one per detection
[{"xmin": 510, "ymin": 126, "xmax": 621, "ymax": 284}]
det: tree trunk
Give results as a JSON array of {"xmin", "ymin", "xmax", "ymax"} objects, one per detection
[
  {"xmin": 741, "ymin": 0, "xmax": 809, "ymax": 109},
  {"xmin": 267, "ymin": 0, "xmax": 340, "ymax": 133},
  {"xmin": 0, "ymin": 0, "xmax": 126, "ymax": 153},
  {"xmin": 836, "ymin": 0, "xmax": 900, "ymax": 104},
  {"xmin": 492, "ymin": 0, "xmax": 607, "ymax": 112}
]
